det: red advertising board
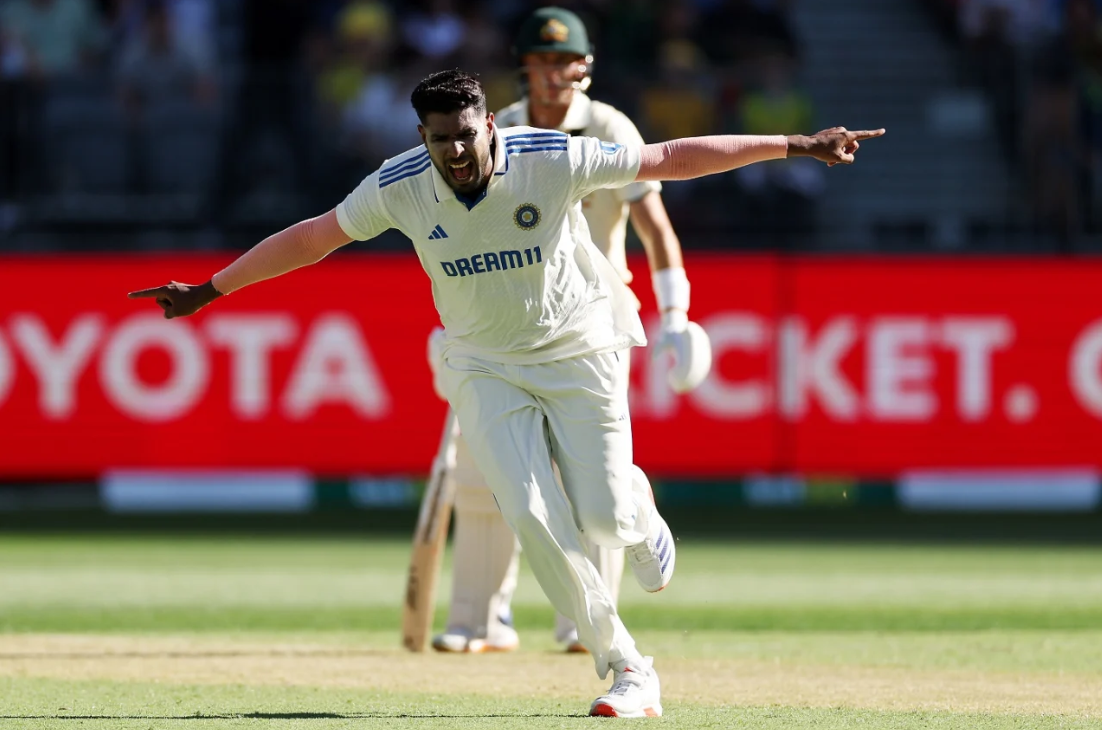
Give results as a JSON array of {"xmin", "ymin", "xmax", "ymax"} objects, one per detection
[{"xmin": 1, "ymin": 254, "xmax": 1101, "ymax": 478}]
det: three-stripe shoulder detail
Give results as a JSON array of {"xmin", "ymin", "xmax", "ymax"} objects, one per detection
[
  {"xmin": 503, "ymin": 130, "xmax": 568, "ymax": 142},
  {"xmin": 380, "ymin": 151, "xmax": 432, "ymax": 188},
  {"xmin": 504, "ymin": 131, "xmax": 568, "ymax": 156}
]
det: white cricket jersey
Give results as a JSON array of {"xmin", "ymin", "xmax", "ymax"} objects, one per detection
[
  {"xmin": 335, "ymin": 124, "xmax": 647, "ymax": 364},
  {"xmin": 495, "ymin": 94, "xmax": 661, "ymax": 283}
]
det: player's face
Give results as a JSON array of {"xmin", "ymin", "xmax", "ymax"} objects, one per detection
[
  {"xmin": 419, "ymin": 107, "xmax": 495, "ymax": 196},
  {"xmin": 523, "ymin": 52, "xmax": 587, "ymax": 106}
]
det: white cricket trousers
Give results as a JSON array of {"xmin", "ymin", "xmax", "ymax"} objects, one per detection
[{"xmin": 439, "ymin": 348, "xmax": 647, "ymax": 679}]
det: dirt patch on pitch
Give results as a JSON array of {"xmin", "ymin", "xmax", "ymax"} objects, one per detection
[{"xmin": 2, "ymin": 634, "xmax": 1101, "ymax": 717}]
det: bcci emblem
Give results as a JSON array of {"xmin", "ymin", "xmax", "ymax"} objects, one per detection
[
  {"xmin": 540, "ymin": 18, "xmax": 569, "ymax": 43},
  {"xmin": 514, "ymin": 203, "xmax": 541, "ymax": 230}
]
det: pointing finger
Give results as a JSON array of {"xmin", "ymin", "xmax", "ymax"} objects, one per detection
[
  {"xmin": 851, "ymin": 129, "xmax": 886, "ymax": 140},
  {"xmin": 128, "ymin": 287, "xmax": 166, "ymax": 299}
]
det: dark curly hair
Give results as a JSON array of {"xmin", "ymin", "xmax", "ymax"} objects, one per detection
[{"xmin": 410, "ymin": 69, "xmax": 487, "ymax": 124}]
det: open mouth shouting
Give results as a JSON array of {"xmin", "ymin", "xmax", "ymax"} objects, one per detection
[{"xmin": 447, "ymin": 158, "xmax": 475, "ymax": 185}]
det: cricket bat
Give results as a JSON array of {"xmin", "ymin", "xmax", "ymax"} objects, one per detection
[{"xmin": 401, "ymin": 408, "xmax": 461, "ymax": 652}]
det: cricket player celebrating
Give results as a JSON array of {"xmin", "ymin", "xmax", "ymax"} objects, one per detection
[
  {"xmin": 431, "ymin": 7, "xmax": 710, "ymax": 657},
  {"xmin": 129, "ymin": 68, "xmax": 882, "ymax": 717}
]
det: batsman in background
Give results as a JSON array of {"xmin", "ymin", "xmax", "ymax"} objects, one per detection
[{"xmin": 430, "ymin": 6, "xmax": 712, "ymax": 655}]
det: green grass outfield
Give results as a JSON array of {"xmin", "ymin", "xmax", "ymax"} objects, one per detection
[{"xmin": 0, "ymin": 534, "xmax": 1100, "ymax": 728}]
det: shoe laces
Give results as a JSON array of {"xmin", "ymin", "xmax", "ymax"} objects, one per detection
[{"xmin": 608, "ymin": 666, "xmax": 647, "ymax": 696}]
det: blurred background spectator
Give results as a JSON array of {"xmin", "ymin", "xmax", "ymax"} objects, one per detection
[
  {"xmin": 1, "ymin": 0, "xmax": 108, "ymax": 82},
  {"xmin": 114, "ymin": 0, "xmax": 216, "ymax": 115},
  {"xmin": 2, "ymin": 0, "xmax": 1102, "ymax": 252},
  {"xmin": 733, "ymin": 50, "xmax": 822, "ymax": 248}
]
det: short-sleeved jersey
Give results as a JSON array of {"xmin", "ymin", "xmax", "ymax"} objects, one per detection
[
  {"xmin": 496, "ymin": 94, "xmax": 661, "ymax": 283},
  {"xmin": 336, "ymin": 124, "xmax": 647, "ymax": 364}
]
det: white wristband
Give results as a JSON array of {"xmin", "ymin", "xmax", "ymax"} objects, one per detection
[
  {"xmin": 661, "ymin": 309, "xmax": 688, "ymax": 330},
  {"xmin": 652, "ymin": 267, "xmax": 690, "ymax": 312}
]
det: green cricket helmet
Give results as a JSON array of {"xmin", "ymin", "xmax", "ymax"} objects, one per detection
[{"xmin": 513, "ymin": 7, "xmax": 593, "ymax": 93}]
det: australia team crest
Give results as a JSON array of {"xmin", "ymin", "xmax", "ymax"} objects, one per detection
[
  {"xmin": 514, "ymin": 203, "xmax": 541, "ymax": 230},
  {"xmin": 540, "ymin": 18, "xmax": 569, "ymax": 43}
]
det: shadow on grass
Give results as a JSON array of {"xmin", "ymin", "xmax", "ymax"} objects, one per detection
[{"xmin": 0, "ymin": 711, "xmax": 582, "ymax": 720}]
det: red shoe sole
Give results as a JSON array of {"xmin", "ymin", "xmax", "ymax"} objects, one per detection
[
  {"xmin": 466, "ymin": 640, "xmax": 519, "ymax": 654},
  {"xmin": 589, "ymin": 704, "xmax": 660, "ymax": 718}
]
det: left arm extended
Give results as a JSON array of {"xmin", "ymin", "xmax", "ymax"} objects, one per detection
[{"xmin": 634, "ymin": 127, "xmax": 886, "ymax": 182}]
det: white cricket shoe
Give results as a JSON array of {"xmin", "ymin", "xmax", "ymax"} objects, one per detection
[
  {"xmin": 625, "ymin": 468, "xmax": 675, "ymax": 592},
  {"xmin": 589, "ymin": 656, "xmax": 663, "ymax": 718},
  {"xmin": 431, "ymin": 617, "xmax": 519, "ymax": 654}
]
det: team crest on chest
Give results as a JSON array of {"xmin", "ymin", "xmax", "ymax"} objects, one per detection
[{"xmin": 514, "ymin": 203, "xmax": 541, "ymax": 231}]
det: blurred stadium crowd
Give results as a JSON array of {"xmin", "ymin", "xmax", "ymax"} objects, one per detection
[
  {"xmin": 0, "ymin": 0, "xmax": 1098, "ymax": 252},
  {"xmin": 925, "ymin": 0, "xmax": 1102, "ymax": 249}
]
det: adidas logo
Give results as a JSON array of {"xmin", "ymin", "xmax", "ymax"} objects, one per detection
[{"xmin": 428, "ymin": 225, "xmax": 449, "ymax": 240}]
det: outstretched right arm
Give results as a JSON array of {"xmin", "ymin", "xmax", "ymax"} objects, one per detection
[
  {"xmin": 126, "ymin": 208, "xmax": 354, "ymax": 318},
  {"xmin": 129, "ymin": 170, "xmax": 392, "ymax": 318},
  {"xmin": 212, "ymin": 208, "xmax": 353, "ymax": 294}
]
